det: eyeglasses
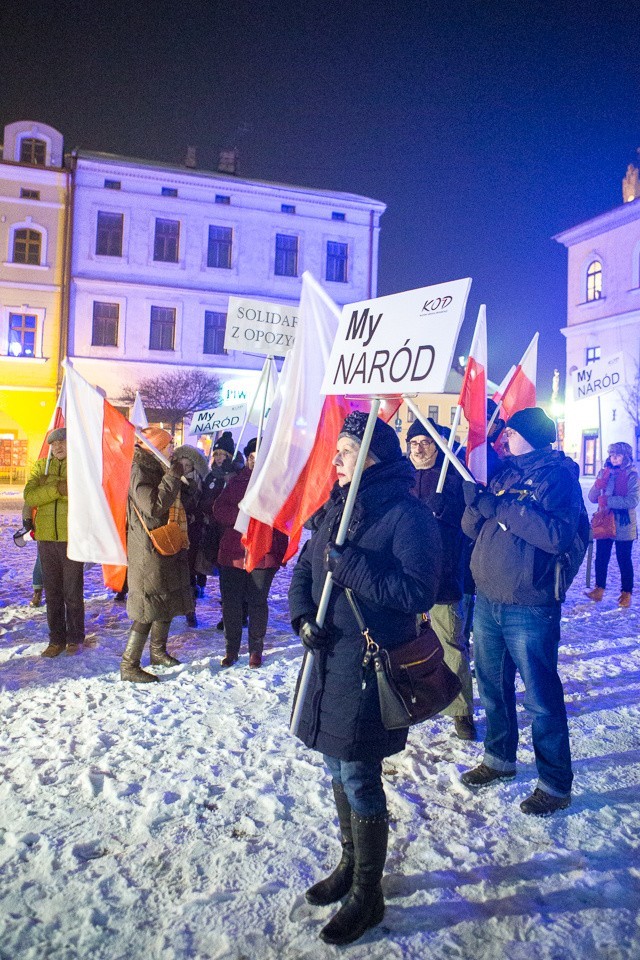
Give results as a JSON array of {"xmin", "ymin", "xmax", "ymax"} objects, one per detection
[{"xmin": 409, "ymin": 439, "xmax": 434, "ymax": 449}]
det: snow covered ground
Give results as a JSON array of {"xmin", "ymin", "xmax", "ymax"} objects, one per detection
[{"xmin": 1, "ymin": 503, "xmax": 639, "ymax": 960}]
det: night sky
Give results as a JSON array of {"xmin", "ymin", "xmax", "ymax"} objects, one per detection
[{"xmin": 2, "ymin": 0, "xmax": 639, "ymax": 402}]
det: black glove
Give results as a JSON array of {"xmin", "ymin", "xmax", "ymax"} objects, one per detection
[
  {"xmin": 463, "ymin": 481, "xmax": 481, "ymax": 507},
  {"xmin": 431, "ymin": 492, "xmax": 446, "ymax": 517},
  {"xmin": 299, "ymin": 618, "xmax": 329, "ymax": 652},
  {"xmin": 477, "ymin": 492, "xmax": 498, "ymax": 519},
  {"xmin": 323, "ymin": 541, "xmax": 346, "ymax": 573},
  {"xmin": 169, "ymin": 460, "xmax": 184, "ymax": 478}
]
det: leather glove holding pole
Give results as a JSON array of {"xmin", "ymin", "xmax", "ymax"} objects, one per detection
[
  {"xmin": 299, "ymin": 618, "xmax": 330, "ymax": 652},
  {"xmin": 463, "ymin": 480, "xmax": 482, "ymax": 507},
  {"xmin": 323, "ymin": 541, "xmax": 346, "ymax": 574}
]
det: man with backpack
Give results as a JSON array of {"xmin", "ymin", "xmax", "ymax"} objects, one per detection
[{"xmin": 460, "ymin": 407, "xmax": 586, "ymax": 816}]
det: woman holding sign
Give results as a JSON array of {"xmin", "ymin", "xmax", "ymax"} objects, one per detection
[{"xmin": 288, "ymin": 412, "xmax": 442, "ymax": 946}]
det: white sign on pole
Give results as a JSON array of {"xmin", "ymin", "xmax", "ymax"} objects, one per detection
[
  {"xmin": 320, "ymin": 278, "xmax": 472, "ymax": 396},
  {"xmin": 188, "ymin": 403, "xmax": 247, "ymax": 436},
  {"xmin": 571, "ymin": 353, "xmax": 624, "ymax": 402},
  {"xmin": 225, "ymin": 297, "xmax": 299, "ymax": 357}
]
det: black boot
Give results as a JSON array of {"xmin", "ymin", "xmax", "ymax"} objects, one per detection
[
  {"xmin": 150, "ymin": 621, "xmax": 180, "ymax": 666},
  {"xmin": 319, "ymin": 812, "xmax": 388, "ymax": 945},
  {"xmin": 120, "ymin": 629, "xmax": 158, "ymax": 683},
  {"xmin": 306, "ymin": 783, "xmax": 354, "ymax": 905}
]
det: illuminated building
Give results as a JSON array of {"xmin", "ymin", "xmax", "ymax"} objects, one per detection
[
  {"xmin": 555, "ymin": 156, "xmax": 640, "ymax": 476},
  {"xmin": 0, "ymin": 121, "xmax": 69, "ymax": 479}
]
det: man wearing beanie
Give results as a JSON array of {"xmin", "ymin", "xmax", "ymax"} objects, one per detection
[
  {"xmin": 406, "ymin": 417, "xmax": 476, "ymax": 741},
  {"xmin": 460, "ymin": 406, "xmax": 585, "ymax": 816},
  {"xmin": 23, "ymin": 428, "xmax": 86, "ymax": 656}
]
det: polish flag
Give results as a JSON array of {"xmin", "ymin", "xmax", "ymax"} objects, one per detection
[
  {"xmin": 458, "ymin": 305, "xmax": 487, "ymax": 484},
  {"xmin": 238, "ymin": 273, "xmax": 400, "ymax": 571},
  {"xmin": 64, "ymin": 364, "xmax": 135, "ymax": 583},
  {"xmin": 499, "ymin": 333, "xmax": 538, "ymax": 421}
]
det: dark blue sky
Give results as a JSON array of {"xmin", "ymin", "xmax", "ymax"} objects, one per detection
[{"xmin": 2, "ymin": 0, "xmax": 639, "ymax": 401}]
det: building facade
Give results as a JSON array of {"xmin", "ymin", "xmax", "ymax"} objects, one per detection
[
  {"xmin": 0, "ymin": 121, "xmax": 69, "ymax": 477},
  {"xmin": 555, "ymin": 161, "xmax": 640, "ymax": 476},
  {"xmin": 68, "ymin": 151, "xmax": 386, "ymax": 424}
]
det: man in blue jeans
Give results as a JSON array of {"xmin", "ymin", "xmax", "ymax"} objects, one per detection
[{"xmin": 460, "ymin": 407, "xmax": 584, "ymax": 816}]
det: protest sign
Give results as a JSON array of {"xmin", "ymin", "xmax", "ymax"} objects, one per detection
[
  {"xmin": 320, "ymin": 278, "xmax": 472, "ymax": 396},
  {"xmin": 188, "ymin": 403, "xmax": 247, "ymax": 436},
  {"xmin": 571, "ymin": 353, "xmax": 624, "ymax": 402},
  {"xmin": 225, "ymin": 297, "xmax": 299, "ymax": 357}
]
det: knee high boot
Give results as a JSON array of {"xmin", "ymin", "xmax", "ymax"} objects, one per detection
[
  {"xmin": 306, "ymin": 782, "xmax": 354, "ymax": 905},
  {"xmin": 150, "ymin": 621, "xmax": 180, "ymax": 666},
  {"xmin": 319, "ymin": 812, "xmax": 388, "ymax": 946},
  {"xmin": 120, "ymin": 628, "xmax": 158, "ymax": 683}
]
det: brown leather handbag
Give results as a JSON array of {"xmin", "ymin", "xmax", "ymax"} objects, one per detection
[
  {"xmin": 131, "ymin": 503, "xmax": 187, "ymax": 557},
  {"xmin": 591, "ymin": 496, "xmax": 616, "ymax": 540},
  {"xmin": 345, "ymin": 589, "xmax": 462, "ymax": 730}
]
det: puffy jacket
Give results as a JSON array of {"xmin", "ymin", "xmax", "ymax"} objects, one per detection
[
  {"xmin": 288, "ymin": 458, "xmax": 442, "ymax": 762},
  {"xmin": 212, "ymin": 467, "xmax": 288, "ymax": 569},
  {"xmin": 588, "ymin": 462, "xmax": 639, "ymax": 541},
  {"xmin": 23, "ymin": 456, "xmax": 68, "ymax": 542},
  {"xmin": 462, "ymin": 448, "xmax": 582, "ymax": 606}
]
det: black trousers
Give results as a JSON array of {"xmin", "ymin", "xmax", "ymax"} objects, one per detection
[
  {"xmin": 219, "ymin": 566, "xmax": 277, "ymax": 655},
  {"xmin": 38, "ymin": 541, "xmax": 85, "ymax": 645},
  {"xmin": 595, "ymin": 538, "xmax": 634, "ymax": 592}
]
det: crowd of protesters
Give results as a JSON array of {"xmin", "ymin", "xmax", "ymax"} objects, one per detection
[{"xmin": 15, "ymin": 402, "xmax": 639, "ymax": 944}]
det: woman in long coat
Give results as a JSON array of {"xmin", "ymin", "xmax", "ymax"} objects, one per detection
[
  {"xmin": 586, "ymin": 440, "xmax": 639, "ymax": 607},
  {"xmin": 288, "ymin": 412, "xmax": 442, "ymax": 945},
  {"xmin": 121, "ymin": 428, "xmax": 194, "ymax": 683}
]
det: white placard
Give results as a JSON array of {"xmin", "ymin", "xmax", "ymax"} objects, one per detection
[
  {"xmin": 188, "ymin": 403, "xmax": 247, "ymax": 436},
  {"xmin": 225, "ymin": 297, "xmax": 299, "ymax": 356},
  {"xmin": 321, "ymin": 278, "xmax": 472, "ymax": 396},
  {"xmin": 571, "ymin": 353, "xmax": 624, "ymax": 402}
]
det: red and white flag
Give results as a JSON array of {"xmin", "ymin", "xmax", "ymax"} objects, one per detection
[
  {"xmin": 499, "ymin": 333, "xmax": 538, "ymax": 421},
  {"xmin": 459, "ymin": 305, "xmax": 487, "ymax": 484},
  {"xmin": 64, "ymin": 363, "xmax": 135, "ymax": 572},
  {"xmin": 238, "ymin": 273, "xmax": 400, "ymax": 570}
]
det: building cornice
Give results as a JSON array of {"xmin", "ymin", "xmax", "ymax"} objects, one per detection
[
  {"xmin": 554, "ymin": 198, "xmax": 640, "ymax": 248},
  {"xmin": 561, "ymin": 307, "xmax": 640, "ymax": 338}
]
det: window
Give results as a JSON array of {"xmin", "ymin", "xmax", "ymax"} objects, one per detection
[
  {"xmin": 8, "ymin": 313, "xmax": 37, "ymax": 357},
  {"xmin": 275, "ymin": 234, "xmax": 298, "ymax": 277},
  {"xmin": 582, "ymin": 432, "xmax": 599, "ymax": 476},
  {"xmin": 20, "ymin": 138, "xmax": 46, "ymax": 165},
  {"xmin": 153, "ymin": 219, "xmax": 180, "ymax": 262},
  {"xmin": 332, "ymin": 211, "xmax": 345, "ymax": 221},
  {"xmin": 203, "ymin": 311, "xmax": 227, "ymax": 355},
  {"xmin": 586, "ymin": 345, "xmax": 601, "ymax": 364},
  {"xmin": 281, "ymin": 204, "xmax": 296, "ymax": 214},
  {"xmin": 326, "ymin": 241, "xmax": 348, "ymax": 283},
  {"xmin": 450, "ymin": 406, "xmax": 457, "ymax": 425},
  {"xmin": 13, "ymin": 228, "xmax": 42, "ymax": 265},
  {"xmin": 149, "ymin": 306, "xmax": 176, "ymax": 350},
  {"xmin": 586, "ymin": 260, "xmax": 602, "ymax": 301},
  {"xmin": 428, "ymin": 405, "xmax": 439, "ymax": 423},
  {"xmin": 20, "ymin": 189, "xmax": 40, "ymax": 200},
  {"xmin": 207, "ymin": 225, "xmax": 232, "ymax": 269},
  {"xmin": 215, "ymin": 194, "xmax": 231, "ymax": 205},
  {"xmin": 95, "ymin": 212, "xmax": 124, "ymax": 257},
  {"xmin": 161, "ymin": 187, "xmax": 178, "ymax": 197},
  {"xmin": 91, "ymin": 302, "xmax": 119, "ymax": 347},
  {"xmin": 104, "ymin": 179, "xmax": 121, "ymax": 190},
  {"xmin": 406, "ymin": 407, "xmax": 415, "ymax": 423}
]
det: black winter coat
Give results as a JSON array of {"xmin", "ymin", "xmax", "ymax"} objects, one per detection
[
  {"xmin": 409, "ymin": 452, "xmax": 465, "ymax": 604},
  {"xmin": 288, "ymin": 459, "xmax": 442, "ymax": 762},
  {"xmin": 462, "ymin": 447, "xmax": 582, "ymax": 606}
]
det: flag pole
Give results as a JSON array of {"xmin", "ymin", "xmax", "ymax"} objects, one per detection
[
  {"xmin": 290, "ymin": 399, "xmax": 381, "ymax": 736},
  {"xmin": 134, "ymin": 429, "xmax": 188, "ymax": 485},
  {"xmin": 436, "ymin": 404, "xmax": 463, "ymax": 493},
  {"xmin": 256, "ymin": 357, "xmax": 275, "ymax": 454},
  {"xmin": 404, "ymin": 397, "xmax": 475, "ymax": 483},
  {"xmin": 233, "ymin": 358, "xmax": 270, "ymax": 462},
  {"xmin": 44, "ymin": 374, "xmax": 66, "ymax": 476}
]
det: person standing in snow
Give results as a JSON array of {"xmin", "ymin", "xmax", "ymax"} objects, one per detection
[
  {"xmin": 212, "ymin": 437, "xmax": 288, "ymax": 668},
  {"xmin": 406, "ymin": 417, "xmax": 476, "ymax": 741},
  {"xmin": 171, "ymin": 444, "xmax": 210, "ymax": 628},
  {"xmin": 585, "ymin": 441, "xmax": 638, "ymax": 608},
  {"xmin": 460, "ymin": 407, "xmax": 583, "ymax": 816},
  {"xmin": 121, "ymin": 427, "xmax": 194, "ymax": 683},
  {"xmin": 23, "ymin": 427, "xmax": 85, "ymax": 656},
  {"xmin": 288, "ymin": 412, "xmax": 442, "ymax": 945}
]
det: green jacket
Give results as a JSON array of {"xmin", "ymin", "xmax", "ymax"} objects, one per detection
[{"xmin": 23, "ymin": 457, "xmax": 68, "ymax": 542}]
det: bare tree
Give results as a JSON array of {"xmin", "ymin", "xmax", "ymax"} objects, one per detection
[
  {"xmin": 120, "ymin": 369, "xmax": 221, "ymax": 433},
  {"xmin": 621, "ymin": 361, "xmax": 640, "ymax": 433}
]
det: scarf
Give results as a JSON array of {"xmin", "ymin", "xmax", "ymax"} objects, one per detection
[{"xmin": 169, "ymin": 493, "xmax": 190, "ymax": 546}]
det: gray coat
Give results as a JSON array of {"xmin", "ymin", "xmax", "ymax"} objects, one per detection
[
  {"xmin": 126, "ymin": 447, "xmax": 194, "ymax": 623},
  {"xmin": 588, "ymin": 462, "xmax": 639, "ymax": 541}
]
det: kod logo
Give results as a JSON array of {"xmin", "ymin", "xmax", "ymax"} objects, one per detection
[{"xmin": 421, "ymin": 296, "xmax": 453, "ymax": 314}]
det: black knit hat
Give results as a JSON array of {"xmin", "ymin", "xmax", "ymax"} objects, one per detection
[
  {"xmin": 213, "ymin": 431, "xmax": 235, "ymax": 455},
  {"xmin": 506, "ymin": 407, "xmax": 556, "ymax": 449},
  {"xmin": 406, "ymin": 418, "xmax": 449, "ymax": 443},
  {"xmin": 338, "ymin": 411, "xmax": 402, "ymax": 463},
  {"xmin": 244, "ymin": 437, "xmax": 257, "ymax": 458}
]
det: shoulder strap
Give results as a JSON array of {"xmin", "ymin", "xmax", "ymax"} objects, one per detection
[
  {"xmin": 131, "ymin": 500, "xmax": 153, "ymax": 541},
  {"xmin": 344, "ymin": 587, "xmax": 367, "ymax": 634}
]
